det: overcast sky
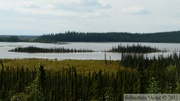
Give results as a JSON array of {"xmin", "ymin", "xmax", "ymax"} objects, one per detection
[{"xmin": 0, "ymin": 0, "xmax": 180, "ymax": 35}]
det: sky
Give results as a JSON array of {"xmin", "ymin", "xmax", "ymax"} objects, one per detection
[{"xmin": 0, "ymin": 0, "xmax": 180, "ymax": 35}]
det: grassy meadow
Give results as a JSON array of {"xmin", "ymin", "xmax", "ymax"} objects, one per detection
[{"xmin": 0, "ymin": 58, "xmax": 124, "ymax": 73}]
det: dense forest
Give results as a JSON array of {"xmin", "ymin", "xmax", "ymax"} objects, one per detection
[
  {"xmin": 1, "ymin": 31, "xmax": 180, "ymax": 43},
  {"xmin": 36, "ymin": 31, "xmax": 180, "ymax": 43},
  {"xmin": 109, "ymin": 44, "xmax": 161, "ymax": 53},
  {"xmin": 0, "ymin": 36, "xmax": 38, "ymax": 42},
  {"xmin": 9, "ymin": 46, "xmax": 94, "ymax": 53},
  {"xmin": 1, "ymin": 53, "xmax": 180, "ymax": 101},
  {"xmin": 0, "ymin": 36, "xmax": 21, "ymax": 42}
]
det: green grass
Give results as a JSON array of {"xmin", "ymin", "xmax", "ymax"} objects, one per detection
[{"xmin": 0, "ymin": 59, "xmax": 125, "ymax": 73}]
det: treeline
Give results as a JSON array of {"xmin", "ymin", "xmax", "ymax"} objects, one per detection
[
  {"xmin": 109, "ymin": 44, "xmax": 161, "ymax": 53},
  {"xmin": 2, "ymin": 31, "xmax": 180, "ymax": 43},
  {"xmin": 121, "ymin": 53, "xmax": 180, "ymax": 70},
  {"xmin": 0, "ymin": 35, "xmax": 39, "ymax": 42},
  {"xmin": 9, "ymin": 46, "xmax": 94, "ymax": 53},
  {"xmin": 36, "ymin": 31, "xmax": 180, "ymax": 43},
  {"xmin": 1, "ymin": 53, "xmax": 180, "ymax": 100},
  {"xmin": 0, "ymin": 36, "xmax": 21, "ymax": 42},
  {"xmin": 120, "ymin": 53, "xmax": 180, "ymax": 94}
]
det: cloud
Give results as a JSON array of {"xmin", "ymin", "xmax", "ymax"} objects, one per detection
[
  {"xmin": 54, "ymin": 0, "xmax": 111, "ymax": 13},
  {"xmin": 0, "ymin": 0, "xmax": 111, "ymax": 18},
  {"xmin": 122, "ymin": 6, "xmax": 150, "ymax": 15},
  {"xmin": 18, "ymin": 1, "xmax": 39, "ymax": 9},
  {"xmin": 81, "ymin": 0, "xmax": 111, "ymax": 8},
  {"xmin": 0, "ymin": 1, "xmax": 40, "ymax": 10}
]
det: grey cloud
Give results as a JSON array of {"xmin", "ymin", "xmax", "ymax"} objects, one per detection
[
  {"xmin": 82, "ymin": 0, "xmax": 111, "ymax": 8},
  {"xmin": 20, "ymin": 1, "xmax": 40, "ymax": 9},
  {"xmin": 24, "ymin": 5, "xmax": 39, "ymax": 9},
  {"xmin": 122, "ymin": 7, "xmax": 150, "ymax": 15},
  {"xmin": 54, "ymin": 0, "xmax": 111, "ymax": 13}
]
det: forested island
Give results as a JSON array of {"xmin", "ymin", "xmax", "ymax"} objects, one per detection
[
  {"xmin": 0, "ymin": 53, "xmax": 180, "ymax": 100},
  {"xmin": 109, "ymin": 44, "xmax": 161, "ymax": 53},
  {"xmin": 9, "ymin": 46, "xmax": 94, "ymax": 53},
  {"xmin": 1, "ymin": 30, "xmax": 180, "ymax": 43},
  {"xmin": 9, "ymin": 45, "xmax": 162, "ymax": 53}
]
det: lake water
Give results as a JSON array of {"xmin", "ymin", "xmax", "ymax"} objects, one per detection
[{"xmin": 0, "ymin": 42, "xmax": 180, "ymax": 60}]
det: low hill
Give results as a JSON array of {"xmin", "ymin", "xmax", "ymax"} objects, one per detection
[
  {"xmin": 0, "ymin": 35, "xmax": 39, "ymax": 42},
  {"xmin": 35, "ymin": 31, "xmax": 180, "ymax": 43}
]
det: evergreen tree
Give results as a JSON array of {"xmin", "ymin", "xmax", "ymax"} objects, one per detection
[
  {"xmin": 38, "ymin": 65, "xmax": 46, "ymax": 95},
  {"xmin": 147, "ymin": 77, "xmax": 161, "ymax": 93}
]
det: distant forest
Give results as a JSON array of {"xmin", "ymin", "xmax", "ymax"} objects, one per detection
[
  {"xmin": 0, "ymin": 36, "xmax": 37, "ymax": 42},
  {"xmin": 0, "ymin": 36, "xmax": 21, "ymax": 42},
  {"xmin": 36, "ymin": 31, "xmax": 180, "ymax": 43},
  {"xmin": 1, "ymin": 31, "xmax": 180, "ymax": 43}
]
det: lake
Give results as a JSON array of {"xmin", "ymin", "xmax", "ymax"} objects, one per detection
[{"xmin": 0, "ymin": 42, "xmax": 180, "ymax": 60}]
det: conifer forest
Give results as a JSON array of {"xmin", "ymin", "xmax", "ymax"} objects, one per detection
[{"xmin": 0, "ymin": 53, "xmax": 180, "ymax": 101}]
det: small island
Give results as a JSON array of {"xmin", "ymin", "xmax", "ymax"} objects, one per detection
[
  {"xmin": 108, "ymin": 44, "xmax": 161, "ymax": 53},
  {"xmin": 9, "ymin": 46, "xmax": 95, "ymax": 53}
]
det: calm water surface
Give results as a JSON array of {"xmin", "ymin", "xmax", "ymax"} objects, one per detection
[{"xmin": 0, "ymin": 42, "xmax": 180, "ymax": 60}]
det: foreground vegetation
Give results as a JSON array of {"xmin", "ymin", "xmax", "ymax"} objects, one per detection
[
  {"xmin": 109, "ymin": 44, "xmax": 161, "ymax": 53},
  {"xmin": 1, "ymin": 53, "xmax": 180, "ymax": 100},
  {"xmin": 9, "ymin": 46, "xmax": 94, "ymax": 53}
]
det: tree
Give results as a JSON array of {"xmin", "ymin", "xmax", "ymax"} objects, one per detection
[
  {"xmin": 147, "ymin": 77, "xmax": 161, "ymax": 93},
  {"xmin": 174, "ymin": 81, "xmax": 180, "ymax": 93},
  {"xmin": 38, "ymin": 65, "xmax": 46, "ymax": 95}
]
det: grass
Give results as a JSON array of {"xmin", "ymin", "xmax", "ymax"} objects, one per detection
[{"xmin": 0, "ymin": 59, "xmax": 125, "ymax": 73}]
